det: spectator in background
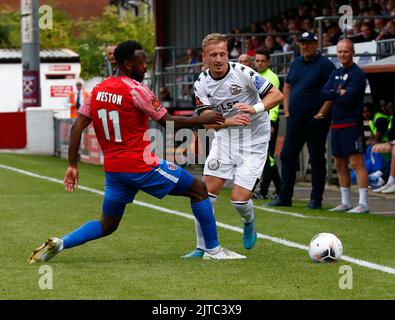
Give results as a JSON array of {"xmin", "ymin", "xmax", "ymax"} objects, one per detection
[
  {"xmin": 244, "ymin": 37, "xmax": 254, "ymax": 57},
  {"xmin": 159, "ymin": 86, "xmax": 174, "ymax": 114},
  {"xmin": 322, "ymin": 32, "xmax": 333, "ymax": 47},
  {"xmin": 253, "ymin": 49, "xmax": 282, "ymax": 200},
  {"xmin": 266, "ymin": 32, "xmax": 335, "ymax": 209},
  {"xmin": 228, "ymin": 29, "xmax": 242, "ymax": 59},
  {"xmin": 373, "ymin": 107, "xmax": 395, "ymax": 193},
  {"xmin": 350, "ymin": 22, "xmax": 379, "ymax": 43},
  {"xmin": 66, "ymin": 79, "xmax": 89, "ymax": 119},
  {"xmin": 373, "ymin": 141, "xmax": 395, "ymax": 193},
  {"xmin": 302, "ymin": 18, "xmax": 315, "ymax": 33},
  {"xmin": 186, "ymin": 48, "xmax": 199, "ymax": 65},
  {"xmin": 377, "ymin": 20, "xmax": 395, "ymax": 40},
  {"xmin": 105, "ymin": 44, "xmax": 118, "ymax": 76},
  {"xmin": 374, "ymin": 18, "xmax": 386, "ymax": 33},
  {"xmin": 275, "ymin": 35, "xmax": 292, "ymax": 52},
  {"xmin": 327, "ymin": 23, "xmax": 342, "ymax": 44},
  {"xmin": 348, "ymin": 102, "xmax": 390, "ymax": 187},
  {"xmin": 263, "ymin": 36, "xmax": 282, "ymax": 54},
  {"xmin": 350, "ymin": 21, "xmax": 362, "ymax": 38},
  {"xmin": 286, "ymin": 19, "xmax": 300, "ymax": 44},
  {"xmin": 364, "ymin": 102, "xmax": 390, "ymax": 146},
  {"xmin": 159, "ymin": 86, "xmax": 173, "ymax": 102},
  {"xmin": 184, "ymin": 48, "xmax": 200, "ymax": 98},
  {"xmin": 237, "ymin": 53, "xmax": 254, "ymax": 68},
  {"xmin": 321, "ymin": 39, "xmax": 369, "ymax": 213}
]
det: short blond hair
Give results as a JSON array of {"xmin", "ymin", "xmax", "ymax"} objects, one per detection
[{"xmin": 202, "ymin": 33, "xmax": 227, "ymax": 51}]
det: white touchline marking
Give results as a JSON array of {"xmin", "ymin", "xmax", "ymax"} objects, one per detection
[
  {"xmin": 2, "ymin": 163, "xmax": 395, "ymax": 276},
  {"xmin": 253, "ymin": 205, "xmax": 326, "ymax": 219}
]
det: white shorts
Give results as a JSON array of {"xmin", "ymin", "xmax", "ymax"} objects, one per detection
[{"xmin": 203, "ymin": 139, "xmax": 269, "ymax": 191}]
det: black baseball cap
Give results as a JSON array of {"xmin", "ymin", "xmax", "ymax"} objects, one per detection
[{"xmin": 299, "ymin": 31, "xmax": 318, "ymax": 42}]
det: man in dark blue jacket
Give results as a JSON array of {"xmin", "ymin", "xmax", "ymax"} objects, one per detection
[
  {"xmin": 320, "ymin": 39, "xmax": 369, "ymax": 213},
  {"xmin": 266, "ymin": 32, "xmax": 335, "ymax": 209}
]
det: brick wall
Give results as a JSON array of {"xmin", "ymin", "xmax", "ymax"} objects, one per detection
[{"xmin": 0, "ymin": 0, "xmax": 109, "ymax": 19}]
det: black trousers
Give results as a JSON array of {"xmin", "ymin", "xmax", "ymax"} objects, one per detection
[
  {"xmin": 279, "ymin": 117, "xmax": 330, "ymax": 203},
  {"xmin": 259, "ymin": 121, "xmax": 281, "ymax": 197}
]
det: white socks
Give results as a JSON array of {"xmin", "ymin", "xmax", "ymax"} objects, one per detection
[
  {"xmin": 359, "ymin": 188, "xmax": 368, "ymax": 207},
  {"xmin": 231, "ymin": 199, "xmax": 255, "ymax": 224},
  {"xmin": 194, "ymin": 195, "xmax": 255, "ymax": 251},
  {"xmin": 387, "ymin": 176, "xmax": 395, "ymax": 186},
  {"xmin": 341, "ymin": 187, "xmax": 368, "ymax": 207},
  {"xmin": 340, "ymin": 187, "xmax": 352, "ymax": 207}
]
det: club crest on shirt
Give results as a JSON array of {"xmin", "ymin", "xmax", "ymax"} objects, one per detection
[
  {"xmin": 167, "ymin": 162, "xmax": 178, "ymax": 170},
  {"xmin": 152, "ymin": 98, "xmax": 162, "ymax": 112},
  {"xmin": 254, "ymin": 76, "xmax": 266, "ymax": 90},
  {"xmin": 207, "ymin": 159, "xmax": 220, "ymax": 170},
  {"xmin": 229, "ymin": 84, "xmax": 242, "ymax": 95}
]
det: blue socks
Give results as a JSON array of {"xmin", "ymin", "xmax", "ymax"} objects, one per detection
[
  {"xmin": 191, "ymin": 198, "xmax": 219, "ymax": 250},
  {"xmin": 62, "ymin": 221, "xmax": 103, "ymax": 249},
  {"xmin": 61, "ymin": 199, "xmax": 218, "ymax": 251}
]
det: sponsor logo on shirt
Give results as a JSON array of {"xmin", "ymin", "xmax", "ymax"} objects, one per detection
[{"xmin": 254, "ymin": 76, "xmax": 266, "ymax": 90}]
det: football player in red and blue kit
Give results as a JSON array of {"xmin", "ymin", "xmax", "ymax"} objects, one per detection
[{"xmin": 28, "ymin": 40, "xmax": 246, "ymax": 263}]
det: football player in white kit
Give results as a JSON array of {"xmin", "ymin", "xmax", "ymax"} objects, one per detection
[{"xmin": 183, "ymin": 33, "xmax": 283, "ymax": 258}]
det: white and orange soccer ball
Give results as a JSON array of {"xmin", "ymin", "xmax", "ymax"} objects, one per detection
[{"xmin": 308, "ymin": 233, "xmax": 343, "ymax": 262}]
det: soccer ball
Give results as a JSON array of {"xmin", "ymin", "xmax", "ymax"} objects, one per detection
[{"xmin": 308, "ymin": 233, "xmax": 343, "ymax": 262}]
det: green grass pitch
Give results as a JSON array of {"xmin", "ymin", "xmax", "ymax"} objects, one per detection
[{"xmin": 1, "ymin": 153, "xmax": 395, "ymax": 299}]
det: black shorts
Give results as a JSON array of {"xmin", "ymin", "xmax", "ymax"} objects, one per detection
[{"xmin": 331, "ymin": 125, "xmax": 365, "ymax": 157}]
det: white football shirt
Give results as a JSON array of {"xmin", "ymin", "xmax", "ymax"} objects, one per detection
[{"xmin": 194, "ymin": 62, "xmax": 272, "ymax": 148}]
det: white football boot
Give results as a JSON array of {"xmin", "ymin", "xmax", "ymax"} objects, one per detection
[
  {"xmin": 347, "ymin": 204, "xmax": 369, "ymax": 214},
  {"xmin": 381, "ymin": 184, "xmax": 395, "ymax": 194},
  {"xmin": 203, "ymin": 247, "xmax": 246, "ymax": 260}
]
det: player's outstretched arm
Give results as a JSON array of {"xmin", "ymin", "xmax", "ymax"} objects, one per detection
[
  {"xmin": 64, "ymin": 114, "xmax": 92, "ymax": 192},
  {"xmin": 203, "ymin": 112, "xmax": 251, "ymax": 130},
  {"xmin": 157, "ymin": 111, "xmax": 224, "ymax": 129}
]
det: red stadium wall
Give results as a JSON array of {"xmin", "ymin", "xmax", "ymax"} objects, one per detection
[{"xmin": 0, "ymin": 112, "xmax": 27, "ymax": 149}]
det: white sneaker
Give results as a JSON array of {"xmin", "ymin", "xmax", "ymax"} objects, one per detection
[
  {"xmin": 328, "ymin": 204, "xmax": 352, "ymax": 212},
  {"xmin": 203, "ymin": 247, "xmax": 246, "ymax": 260},
  {"xmin": 381, "ymin": 184, "xmax": 395, "ymax": 194},
  {"xmin": 28, "ymin": 237, "xmax": 63, "ymax": 264},
  {"xmin": 373, "ymin": 184, "xmax": 392, "ymax": 193},
  {"xmin": 347, "ymin": 204, "xmax": 369, "ymax": 214}
]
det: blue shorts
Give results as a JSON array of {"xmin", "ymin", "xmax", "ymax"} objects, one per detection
[
  {"xmin": 103, "ymin": 160, "xmax": 194, "ymax": 216},
  {"xmin": 331, "ymin": 125, "xmax": 366, "ymax": 157}
]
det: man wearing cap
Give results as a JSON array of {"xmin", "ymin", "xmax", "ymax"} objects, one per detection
[
  {"xmin": 266, "ymin": 31, "xmax": 335, "ymax": 209},
  {"xmin": 66, "ymin": 80, "xmax": 89, "ymax": 119}
]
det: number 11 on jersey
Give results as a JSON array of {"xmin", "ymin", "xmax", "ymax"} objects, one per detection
[{"xmin": 98, "ymin": 109, "xmax": 122, "ymax": 142}]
